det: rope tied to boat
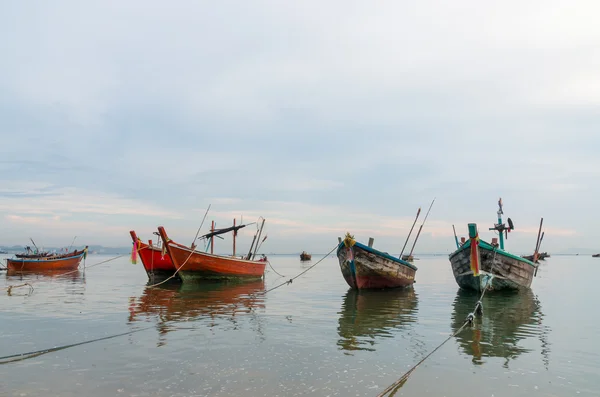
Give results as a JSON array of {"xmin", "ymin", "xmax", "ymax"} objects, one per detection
[
  {"xmin": 377, "ymin": 247, "xmax": 501, "ymax": 396},
  {"xmin": 6, "ymin": 283, "xmax": 34, "ymax": 296},
  {"xmin": 263, "ymin": 244, "xmax": 338, "ymax": 294}
]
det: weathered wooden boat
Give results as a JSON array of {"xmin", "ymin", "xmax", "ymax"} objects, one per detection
[
  {"xmin": 593, "ymin": 254, "xmax": 600, "ymax": 258},
  {"xmin": 300, "ymin": 251, "xmax": 312, "ymax": 261},
  {"xmin": 449, "ymin": 199, "xmax": 538, "ymax": 292},
  {"xmin": 157, "ymin": 219, "xmax": 268, "ymax": 282},
  {"xmin": 337, "ymin": 233, "xmax": 417, "ymax": 289},
  {"xmin": 7, "ymin": 246, "xmax": 88, "ymax": 272},
  {"xmin": 337, "ymin": 287, "xmax": 418, "ymax": 353},
  {"xmin": 130, "ymin": 230, "xmax": 179, "ymax": 282}
]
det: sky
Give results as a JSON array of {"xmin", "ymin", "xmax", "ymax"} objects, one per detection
[{"xmin": 1, "ymin": 1, "xmax": 599, "ymax": 255}]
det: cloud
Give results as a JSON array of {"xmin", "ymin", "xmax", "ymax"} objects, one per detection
[{"xmin": 0, "ymin": 1, "xmax": 598, "ymax": 253}]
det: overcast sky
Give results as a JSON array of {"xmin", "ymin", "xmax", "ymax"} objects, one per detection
[{"xmin": 1, "ymin": 1, "xmax": 599, "ymax": 254}]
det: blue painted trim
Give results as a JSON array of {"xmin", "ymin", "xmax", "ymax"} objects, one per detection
[
  {"xmin": 11, "ymin": 252, "xmax": 85, "ymax": 263},
  {"xmin": 450, "ymin": 239, "xmax": 537, "ymax": 268},
  {"xmin": 337, "ymin": 241, "xmax": 418, "ymax": 271}
]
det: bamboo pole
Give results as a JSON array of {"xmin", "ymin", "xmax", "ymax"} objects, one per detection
[
  {"xmin": 533, "ymin": 218, "xmax": 543, "ymax": 263},
  {"xmin": 233, "ymin": 218, "xmax": 236, "ymax": 256},
  {"xmin": 251, "ymin": 218, "xmax": 266, "ymax": 260},
  {"xmin": 408, "ymin": 198, "xmax": 436, "ymax": 258},
  {"xmin": 399, "ymin": 207, "xmax": 421, "ymax": 258},
  {"xmin": 452, "ymin": 225, "xmax": 459, "ymax": 249}
]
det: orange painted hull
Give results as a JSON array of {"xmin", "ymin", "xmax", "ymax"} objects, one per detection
[
  {"xmin": 7, "ymin": 252, "xmax": 84, "ymax": 272},
  {"xmin": 167, "ymin": 243, "xmax": 267, "ymax": 281}
]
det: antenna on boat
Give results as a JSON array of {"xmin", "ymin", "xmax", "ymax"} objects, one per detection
[
  {"xmin": 399, "ymin": 207, "xmax": 421, "ymax": 259},
  {"xmin": 407, "ymin": 198, "xmax": 436, "ymax": 259},
  {"xmin": 489, "ymin": 197, "xmax": 513, "ymax": 250}
]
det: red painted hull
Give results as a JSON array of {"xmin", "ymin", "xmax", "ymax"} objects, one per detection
[
  {"xmin": 7, "ymin": 251, "xmax": 84, "ymax": 272},
  {"xmin": 130, "ymin": 231, "xmax": 178, "ymax": 281}
]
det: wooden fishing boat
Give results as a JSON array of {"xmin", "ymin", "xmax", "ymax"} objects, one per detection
[
  {"xmin": 337, "ymin": 233, "xmax": 417, "ymax": 289},
  {"xmin": 300, "ymin": 251, "xmax": 312, "ymax": 261},
  {"xmin": 129, "ymin": 230, "xmax": 179, "ymax": 282},
  {"xmin": 593, "ymin": 254, "xmax": 600, "ymax": 258},
  {"xmin": 157, "ymin": 219, "xmax": 268, "ymax": 282},
  {"xmin": 7, "ymin": 246, "xmax": 88, "ymax": 272},
  {"xmin": 449, "ymin": 199, "xmax": 538, "ymax": 292}
]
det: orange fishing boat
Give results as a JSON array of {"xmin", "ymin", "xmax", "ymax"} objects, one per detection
[
  {"xmin": 157, "ymin": 220, "xmax": 268, "ymax": 282},
  {"xmin": 130, "ymin": 230, "xmax": 180, "ymax": 282},
  {"xmin": 6, "ymin": 246, "xmax": 88, "ymax": 272}
]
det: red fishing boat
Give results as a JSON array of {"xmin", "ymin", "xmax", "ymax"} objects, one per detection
[
  {"xmin": 6, "ymin": 246, "xmax": 88, "ymax": 272},
  {"xmin": 157, "ymin": 219, "xmax": 268, "ymax": 282},
  {"xmin": 129, "ymin": 230, "xmax": 179, "ymax": 282}
]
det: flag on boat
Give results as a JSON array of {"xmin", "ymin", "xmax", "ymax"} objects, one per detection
[{"xmin": 470, "ymin": 233, "xmax": 480, "ymax": 276}]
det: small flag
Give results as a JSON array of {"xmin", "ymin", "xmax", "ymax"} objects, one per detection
[
  {"xmin": 131, "ymin": 239, "xmax": 138, "ymax": 264},
  {"xmin": 470, "ymin": 233, "xmax": 480, "ymax": 276}
]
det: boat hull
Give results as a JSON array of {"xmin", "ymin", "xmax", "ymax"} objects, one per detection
[
  {"xmin": 138, "ymin": 242, "xmax": 178, "ymax": 281},
  {"xmin": 6, "ymin": 251, "xmax": 84, "ymax": 272},
  {"xmin": 449, "ymin": 240, "xmax": 537, "ymax": 292},
  {"xmin": 337, "ymin": 241, "xmax": 417, "ymax": 290},
  {"xmin": 167, "ymin": 243, "xmax": 266, "ymax": 282}
]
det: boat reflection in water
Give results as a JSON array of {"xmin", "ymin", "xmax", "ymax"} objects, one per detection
[
  {"xmin": 6, "ymin": 268, "xmax": 85, "ymax": 283},
  {"xmin": 128, "ymin": 280, "xmax": 266, "ymax": 346},
  {"xmin": 451, "ymin": 288, "xmax": 550, "ymax": 368},
  {"xmin": 337, "ymin": 287, "xmax": 419, "ymax": 354}
]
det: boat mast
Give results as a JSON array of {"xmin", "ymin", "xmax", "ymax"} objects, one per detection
[
  {"xmin": 233, "ymin": 218, "xmax": 236, "ymax": 256},
  {"xmin": 210, "ymin": 221, "xmax": 215, "ymax": 254}
]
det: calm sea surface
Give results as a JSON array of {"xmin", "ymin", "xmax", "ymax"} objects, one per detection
[{"xmin": 1, "ymin": 253, "xmax": 598, "ymax": 396}]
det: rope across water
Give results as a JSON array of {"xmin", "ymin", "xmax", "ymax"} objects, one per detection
[
  {"xmin": 377, "ymin": 247, "xmax": 499, "ymax": 397},
  {"xmin": 0, "ymin": 243, "xmax": 339, "ymax": 364}
]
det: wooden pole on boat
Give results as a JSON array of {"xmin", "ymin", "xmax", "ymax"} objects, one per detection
[
  {"xmin": 246, "ymin": 233, "xmax": 258, "ymax": 260},
  {"xmin": 407, "ymin": 198, "xmax": 436, "ymax": 258},
  {"xmin": 252, "ymin": 218, "xmax": 266, "ymax": 260},
  {"xmin": 29, "ymin": 237, "xmax": 40, "ymax": 253},
  {"xmin": 400, "ymin": 207, "xmax": 421, "ymax": 258},
  {"xmin": 210, "ymin": 220, "xmax": 215, "ymax": 254},
  {"xmin": 533, "ymin": 218, "xmax": 543, "ymax": 263},
  {"xmin": 452, "ymin": 225, "xmax": 460, "ymax": 249},
  {"xmin": 497, "ymin": 198, "xmax": 505, "ymax": 250},
  {"xmin": 233, "ymin": 218, "xmax": 236, "ymax": 257},
  {"xmin": 67, "ymin": 236, "xmax": 77, "ymax": 252}
]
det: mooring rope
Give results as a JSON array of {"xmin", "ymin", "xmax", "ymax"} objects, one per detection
[
  {"xmin": 0, "ymin": 325, "xmax": 155, "ymax": 364},
  {"xmin": 144, "ymin": 246, "xmax": 197, "ymax": 288},
  {"xmin": 263, "ymin": 244, "xmax": 338, "ymax": 294},
  {"xmin": 266, "ymin": 260, "xmax": 285, "ymax": 277},
  {"xmin": 1, "ymin": 244, "xmax": 339, "ymax": 365},
  {"xmin": 377, "ymin": 248, "xmax": 499, "ymax": 396}
]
